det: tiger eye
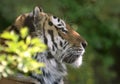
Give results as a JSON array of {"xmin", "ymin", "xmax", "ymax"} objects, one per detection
[{"xmin": 48, "ymin": 21, "xmax": 53, "ymax": 26}]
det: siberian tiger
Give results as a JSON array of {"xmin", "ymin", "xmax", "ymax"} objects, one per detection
[{"xmin": 5, "ymin": 6, "xmax": 87, "ymax": 84}]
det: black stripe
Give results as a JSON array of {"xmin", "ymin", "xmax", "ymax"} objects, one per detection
[
  {"xmin": 52, "ymin": 45, "xmax": 55, "ymax": 51},
  {"xmin": 44, "ymin": 35, "xmax": 48, "ymax": 44},
  {"xmin": 63, "ymin": 42, "xmax": 69, "ymax": 49},
  {"xmin": 43, "ymin": 18, "xmax": 48, "ymax": 45},
  {"xmin": 47, "ymin": 52, "xmax": 54, "ymax": 59},
  {"xmin": 53, "ymin": 16, "xmax": 57, "ymax": 19},
  {"xmin": 58, "ymin": 18, "xmax": 60, "ymax": 22},
  {"xmin": 64, "ymin": 41, "xmax": 67, "ymax": 45},
  {"xmin": 54, "ymin": 25, "xmax": 58, "ymax": 29},
  {"xmin": 61, "ymin": 27, "xmax": 67, "ymax": 33},
  {"xmin": 48, "ymin": 30, "xmax": 58, "ymax": 49},
  {"xmin": 60, "ymin": 41, "xmax": 63, "ymax": 47},
  {"xmin": 57, "ymin": 31, "xmax": 64, "ymax": 39},
  {"xmin": 55, "ymin": 26, "xmax": 67, "ymax": 33},
  {"xmin": 57, "ymin": 24, "xmax": 62, "ymax": 26}
]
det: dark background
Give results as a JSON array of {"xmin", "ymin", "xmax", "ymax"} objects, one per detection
[{"xmin": 0, "ymin": 0, "xmax": 120, "ymax": 84}]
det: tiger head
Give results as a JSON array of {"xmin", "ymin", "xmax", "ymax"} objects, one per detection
[{"xmin": 12, "ymin": 7, "xmax": 87, "ymax": 67}]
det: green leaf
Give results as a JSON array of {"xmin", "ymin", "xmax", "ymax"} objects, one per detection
[
  {"xmin": 1, "ymin": 31, "xmax": 19, "ymax": 42},
  {"xmin": 20, "ymin": 27, "xmax": 28, "ymax": 39},
  {"xmin": 0, "ymin": 27, "xmax": 46, "ymax": 77},
  {"xmin": 26, "ymin": 36, "xmax": 31, "ymax": 45}
]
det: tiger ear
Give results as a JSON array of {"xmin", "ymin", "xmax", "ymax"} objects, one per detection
[
  {"xmin": 33, "ymin": 6, "xmax": 43, "ymax": 17},
  {"xmin": 30, "ymin": 6, "xmax": 43, "ymax": 17}
]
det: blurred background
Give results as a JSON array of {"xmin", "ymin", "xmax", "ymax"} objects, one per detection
[{"xmin": 0, "ymin": 0, "xmax": 120, "ymax": 84}]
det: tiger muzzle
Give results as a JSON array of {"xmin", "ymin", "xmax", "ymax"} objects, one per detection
[{"xmin": 62, "ymin": 47, "xmax": 84, "ymax": 63}]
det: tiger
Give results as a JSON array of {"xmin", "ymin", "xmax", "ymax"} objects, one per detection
[{"xmin": 3, "ymin": 6, "xmax": 87, "ymax": 84}]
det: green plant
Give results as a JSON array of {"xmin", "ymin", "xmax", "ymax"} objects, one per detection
[{"xmin": 0, "ymin": 27, "xmax": 46, "ymax": 78}]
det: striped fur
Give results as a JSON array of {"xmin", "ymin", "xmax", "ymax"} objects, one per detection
[{"xmin": 7, "ymin": 7, "xmax": 87, "ymax": 84}]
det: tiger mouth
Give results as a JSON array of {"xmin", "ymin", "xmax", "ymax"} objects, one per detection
[{"xmin": 62, "ymin": 47, "xmax": 85, "ymax": 63}]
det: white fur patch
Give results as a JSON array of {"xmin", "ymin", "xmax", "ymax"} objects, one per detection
[
  {"xmin": 72, "ymin": 56, "xmax": 83, "ymax": 68},
  {"xmin": 51, "ymin": 16, "xmax": 67, "ymax": 32}
]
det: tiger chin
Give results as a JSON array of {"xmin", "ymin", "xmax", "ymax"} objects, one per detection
[{"xmin": 6, "ymin": 6, "xmax": 87, "ymax": 84}]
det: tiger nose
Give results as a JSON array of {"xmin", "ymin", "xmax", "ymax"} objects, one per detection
[{"xmin": 82, "ymin": 41, "xmax": 87, "ymax": 48}]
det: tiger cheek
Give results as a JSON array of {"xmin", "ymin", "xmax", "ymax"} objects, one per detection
[{"xmin": 59, "ymin": 31, "xmax": 72, "ymax": 43}]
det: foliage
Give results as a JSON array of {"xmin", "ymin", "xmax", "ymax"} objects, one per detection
[
  {"xmin": 0, "ymin": 27, "xmax": 46, "ymax": 78},
  {"xmin": 0, "ymin": 0, "xmax": 120, "ymax": 84}
]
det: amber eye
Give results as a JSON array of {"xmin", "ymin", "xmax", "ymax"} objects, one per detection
[{"xmin": 48, "ymin": 21, "xmax": 53, "ymax": 26}]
